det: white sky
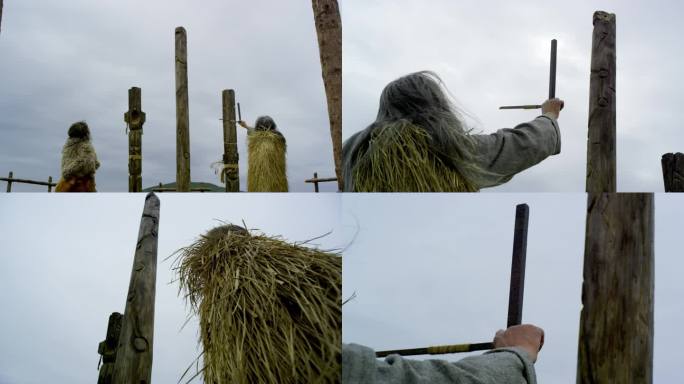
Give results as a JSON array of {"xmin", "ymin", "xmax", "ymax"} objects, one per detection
[
  {"xmin": 342, "ymin": 193, "xmax": 684, "ymax": 383},
  {"xmin": 0, "ymin": 0, "xmax": 337, "ymax": 192},
  {"xmin": 341, "ymin": 0, "xmax": 684, "ymax": 192},
  {"xmin": 0, "ymin": 193, "xmax": 343, "ymax": 383}
]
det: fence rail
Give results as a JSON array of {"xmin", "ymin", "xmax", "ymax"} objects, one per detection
[
  {"xmin": 1, "ymin": 171, "xmax": 56, "ymax": 192},
  {"xmin": 304, "ymin": 172, "xmax": 338, "ymax": 192}
]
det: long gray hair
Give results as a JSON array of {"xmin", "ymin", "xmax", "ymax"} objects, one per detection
[{"xmin": 371, "ymin": 71, "xmax": 482, "ymax": 181}]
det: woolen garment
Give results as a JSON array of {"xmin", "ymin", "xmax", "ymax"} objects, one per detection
[
  {"xmin": 60, "ymin": 137, "xmax": 100, "ymax": 179},
  {"xmin": 342, "ymin": 343, "xmax": 537, "ymax": 384},
  {"xmin": 342, "ymin": 114, "xmax": 561, "ymax": 192}
]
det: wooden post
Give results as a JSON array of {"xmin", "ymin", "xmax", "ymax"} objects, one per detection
[
  {"xmin": 112, "ymin": 193, "xmax": 160, "ymax": 384},
  {"xmin": 47, "ymin": 176, "xmax": 53, "ymax": 192},
  {"xmin": 222, "ymin": 89, "xmax": 239, "ymax": 192},
  {"xmin": 312, "ymin": 0, "xmax": 343, "ymax": 191},
  {"xmin": 577, "ymin": 193, "xmax": 654, "ymax": 383},
  {"xmin": 0, "ymin": 0, "xmax": 4, "ymax": 35},
  {"xmin": 98, "ymin": 312, "xmax": 123, "ymax": 384},
  {"xmin": 585, "ymin": 11, "xmax": 616, "ymax": 193},
  {"xmin": 6, "ymin": 171, "xmax": 12, "ymax": 192},
  {"xmin": 661, "ymin": 152, "xmax": 684, "ymax": 192},
  {"xmin": 313, "ymin": 172, "xmax": 320, "ymax": 193},
  {"xmin": 125, "ymin": 87, "xmax": 145, "ymax": 192},
  {"xmin": 175, "ymin": 27, "xmax": 191, "ymax": 192}
]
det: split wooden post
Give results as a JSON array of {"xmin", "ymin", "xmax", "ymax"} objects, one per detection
[
  {"xmin": 585, "ymin": 11, "xmax": 617, "ymax": 193},
  {"xmin": 175, "ymin": 27, "xmax": 191, "ymax": 192},
  {"xmin": 222, "ymin": 89, "xmax": 239, "ymax": 192},
  {"xmin": 124, "ymin": 87, "xmax": 146, "ymax": 192},
  {"xmin": 661, "ymin": 152, "xmax": 684, "ymax": 192},
  {"xmin": 6, "ymin": 171, "xmax": 12, "ymax": 192},
  {"xmin": 311, "ymin": 0, "xmax": 343, "ymax": 191},
  {"xmin": 112, "ymin": 193, "xmax": 160, "ymax": 384},
  {"xmin": 97, "ymin": 312, "xmax": 123, "ymax": 384}
]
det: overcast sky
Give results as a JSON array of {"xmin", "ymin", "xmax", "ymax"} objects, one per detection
[
  {"xmin": 0, "ymin": 193, "xmax": 343, "ymax": 383},
  {"xmin": 342, "ymin": 193, "xmax": 684, "ymax": 383},
  {"xmin": 0, "ymin": 0, "xmax": 337, "ymax": 192},
  {"xmin": 341, "ymin": 0, "xmax": 684, "ymax": 192}
]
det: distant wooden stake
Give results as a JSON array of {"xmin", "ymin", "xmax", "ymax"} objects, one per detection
[
  {"xmin": 125, "ymin": 87, "xmax": 145, "ymax": 193},
  {"xmin": 312, "ymin": 0, "xmax": 343, "ymax": 191},
  {"xmin": 6, "ymin": 171, "xmax": 11, "ymax": 192},
  {"xmin": 112, "ymin": 193, "xmax": 160, "ymax": 384},
  {"xmin": 222, "ymin": 90, "xmax": 239, "ymax": 192},
  {"xmin": 661, "ymin": 152, "xmax": 684, "ymax": 192},
  {"xmin": 577, "ymin": 193, "xmax": 654, "ymax": 383},
  {"xmin": 0, "ymin": 0, "xmax": 4, "ymax": 35},
  {"xmin": 586, "ymin": 11, "xmax": 617, "ymax": 193},
  {"xmin": 175, "ymin": 27, "xmax": 191, "ymax": 192}
]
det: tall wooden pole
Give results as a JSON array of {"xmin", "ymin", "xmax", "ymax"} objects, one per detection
[
  {"xmin": 125, "ymin": 87, "xmax": 145, "ymax": 192},
  {"xmin": 175, "ymin": 27, "xmax": 191, "ymax": 192},
  {"xmin": 222, "ymin": 89, "xmax": 239, "ymax": 192},
  {"xmin": 585, "ymin": 11, "xmax": 616, "ymax": 193},
  {"xmin": 661, "ymin": 152, "xmax": 684, "ymax": 192},
  {"xmin": 311, "ymin": 0, "xmax": 343, "ymax": 191},
  {"xmin": 112, "ymin": 193, "xmax": 160, "ymax": 384},
  {"xmin": 577, "ymin": 193, "xmax": 654, "ymax": 383},
  {"xmin": 578, "ymin": 11, "xmax": 654, "ymax": 383},
  {"xmin": 0, "ymin": 0, "xmax": 4, "ymax": 35}
]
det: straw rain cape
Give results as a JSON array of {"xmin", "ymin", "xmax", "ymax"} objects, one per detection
[
  {"xmin": 247, "ymin": 131, "xmax": 288, "ymax": 192},
  {"xmin": 174, "ymin": 224, "xmax": 341, "ymax": 384}
]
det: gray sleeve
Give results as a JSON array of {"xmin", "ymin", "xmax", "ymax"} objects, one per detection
[
  {"xmin": 469, "ymin": 115, "xmax": 561, "ymax": 189},
  {"xmin": 343, "ymin": 343, "xmax": 537, "ymax": 384}
]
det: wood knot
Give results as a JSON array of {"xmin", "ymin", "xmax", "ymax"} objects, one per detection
[{"xmin": 133, "ymin": 337, "xmax": 148, "ymax": 352}]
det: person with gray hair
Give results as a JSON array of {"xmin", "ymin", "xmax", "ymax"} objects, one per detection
[
  {"xmin": 238, "ymin": 115, "xmax": 289, "ymax": 192},
  {"xmin": 343, "ymin": 71, "xmax": 563, "ymax": 192},
  {"xmin": 238, "ymin": 115, "xmax": 286, "ymax": 142},
  {"xmin": 343, "ymin": 324, "xmax": 544, "ymax": 383}
]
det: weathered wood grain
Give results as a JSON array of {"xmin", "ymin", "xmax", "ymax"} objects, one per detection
[
  {"xmin": 586, "ymin": 11, "xmax": 616, "ymax": 193},
  {"xmin": 222, "ymin": 89, "xmax": 239, "ymax": 192},
  {"xmin": 661, "ymin": 152, "xmax": 684, "ymax": 192},
  {"xmin": 577, "ymin": 193, "xmax": 654, "ymax": 383},
  {"xmin": 312, "ymin": 0, "xmax": 342, "ymax": 191},
  {"xmin": 112, "ymin": 193, "xmax": 160, "ymax": 384},
  {"xmin": 175, "ymin": 27, "xmax": 190, "ymax": 192}
]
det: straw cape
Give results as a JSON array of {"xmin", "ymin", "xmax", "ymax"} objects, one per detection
[
  {"xmin": 350, "ymin": 120, "xmax": 478, "ymax": 192},
  {"xmin": 173, "ymin": 224, "xmax": 341, "ymax": 383},
  {"xmin": 247, "ymin": 131, "xmax": 288, "ymax": 192}
]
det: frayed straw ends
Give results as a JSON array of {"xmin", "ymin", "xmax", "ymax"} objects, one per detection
[{"xmin": 174, "ymin": 224, "xmax": 341, "ymax": 384}]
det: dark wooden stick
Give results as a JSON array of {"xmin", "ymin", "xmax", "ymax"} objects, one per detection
[
  {"xmin": 1, "ymin": 173, "xmax": 57, "ymax": 191},
  {"xmin": 124, "ymin": 87, "xmax": 145, "ymax": 193},
  {"xmin": 6, "ymin": 171, "xmax": 12, "ymax": 192},
  {"xmin": 376, "ymin": 342, "xmax": 494, "ymax": 358},
  {"xmin": 237, "ymin": 102, "xmax": 242, "ymax": 121},
  {"xmin": 585, "ymin": 12, "xmax": 616, "ymax": 193},
  {"xmin": 507, "ymin": 203, "xmax": 529, "ymax": 328},
  {"xmin": 499, "ymin": 105, "xmax": 542, "ymax": 110},
  {"xmin": 175, "ymin": 27, "xmax": 191, "ymax": 192},
  {"xmin": 112, "ymin": 193, "xmax": 160, "ymax": 383},
  {"xmin": 222, "ymin": 90, "xmax": 239, "ymax": 192},
  {"xmin": 549, "ymin": 39, "xmax": 557, "ymax": 99}
]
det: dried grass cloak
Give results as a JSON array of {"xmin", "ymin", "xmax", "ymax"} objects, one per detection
[
  {"xmin": 247, "ymin": 131, "xmax": 288, "ymax": 192},
  {"xmin": 174, "ymin": 224, "xmax": 341, "ymax": 383}
]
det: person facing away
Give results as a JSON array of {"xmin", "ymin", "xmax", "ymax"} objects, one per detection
[
  {"xmin": 343, "ymin": 324, "xmax": 544, "ymax": 384},
  {"xmin": 238, "ymin": 115, "xmax": 289, "ymax": 192},
  {"xmin": 55, "ymin": 121, "xmax": 100, "ymax": 192},
  {"xmin": 342, "ymin": 71, "xmax": 564, "ymax": 192}
]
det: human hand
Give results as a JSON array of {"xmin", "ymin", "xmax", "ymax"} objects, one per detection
[
  {"xmin": 493, "ymin": 324, "xmax": 544, "ymax": 363},
  {"xmin": 238, "ymin": 120, "xmax": 248, "ymax": 128},
  {"xmin": 541, "ymin": 98, "xmax": 564, "ymax": 120}
]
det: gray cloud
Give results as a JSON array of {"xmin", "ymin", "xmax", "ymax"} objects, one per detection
[{"xmin": 0, "ymin": 0, "xmax": 337, "ymax": 192}]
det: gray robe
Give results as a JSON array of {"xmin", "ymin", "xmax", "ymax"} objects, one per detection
[
  {"xmin": 342, "ymin": 115, "xmax": 560, "ymax": 191},
  {"xmin": 343, "ymin": 343, "xmax": 537, "ymax": 384}
]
